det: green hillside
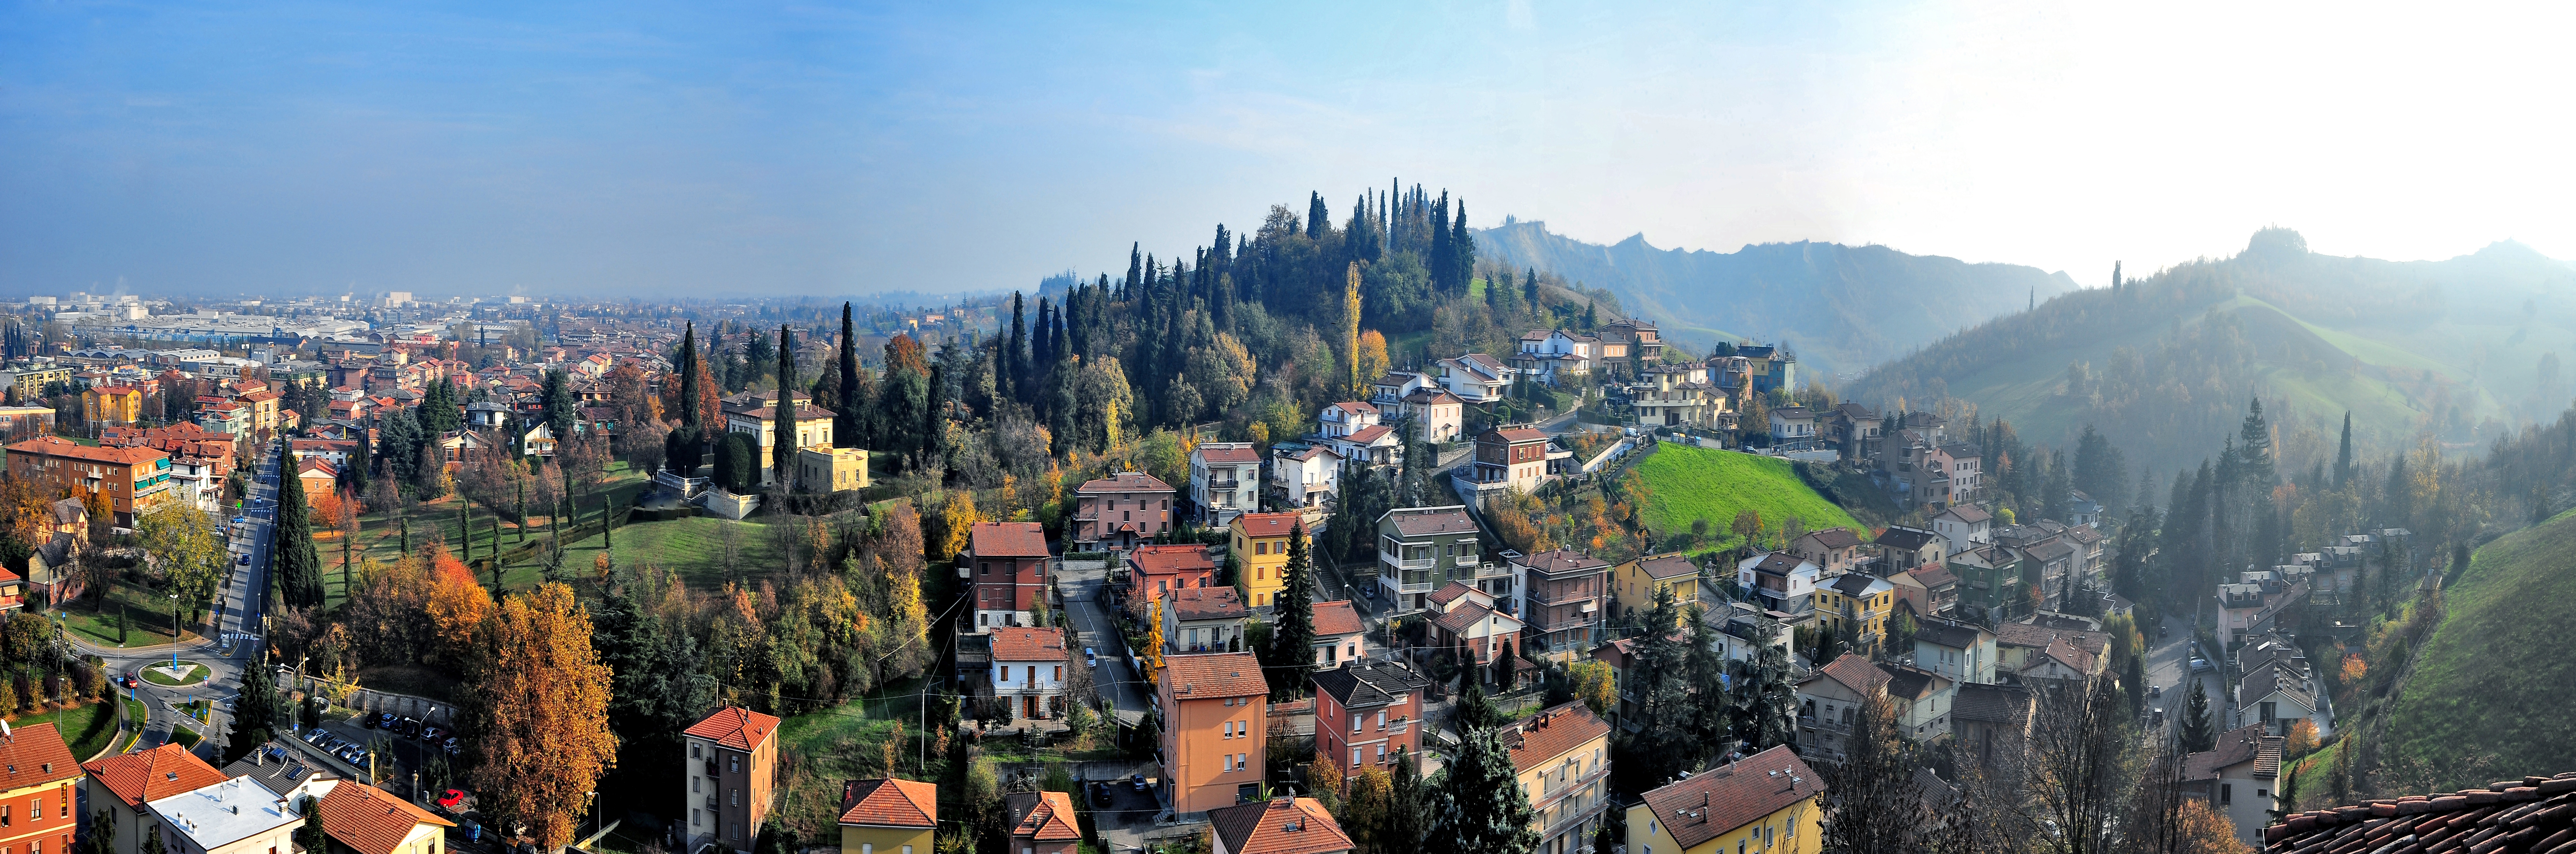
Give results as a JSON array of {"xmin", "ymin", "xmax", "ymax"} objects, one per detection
[
  {"xmin": 2379, "ymin": 508, "xmax": 2576, "ymax": 788},
  {"xmin": 1846, "ymin": 231, "xmax": 2576, "ymax": 476},
  {"xmin": 1632, "ymin": 443, "xmax": 1862, "ymax": 545}
]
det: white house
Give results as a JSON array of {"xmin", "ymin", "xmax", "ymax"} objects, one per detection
[
  {"xmin": 1767, "ymin": 406, "xmax": 1819, "ymax": 447},
  {"xmin": 1512, "ymin": 331, "xmax": 1598, "ymax": 386},
  {"xmin": 1325, "ymin": 424, "xmax": 1402, "ymax": 466},
  {"xmin": 2235, "ymin": 657, "xmax": 2326, "ymax": 739},
  {"xmin": 1189, "ymin": 442, "xmax": 1263, "ymax": 526},
  {"xmin": 1736, "ymin": 551, "xmax": 1823, "ymax": 616},
  {"xmin": 1318, "ymin": 402, "xmax": 1380, "ymax": 438},
  {"xmin": 1911, "ymin": 618, "xmax": 1998, "ymax": 685},
  {"xmin": 1270, "ymin": 444, "xmax": 1343, "ymax": 508},
  {"xmin": 146, "ymin": 777, "xmax": 302, "ymax": 854},
  {"xmin": 1395, "ymin": 388, "xmax": 1465, "ymax": 443},
  {"xmin": 1435, "ymin": 354, "xmax": 1513, "ymax": 404},
  {"xmin": 1369, "ymin": 371, "xmax": 1435, "ymax": 406},
  {"xmin": 1931, "ymin": 505, "xmax": 1993, "ymax": 556},
  {"xmin": 986, "ymin": 627, "xmax": 1072, "ymax": 722}
]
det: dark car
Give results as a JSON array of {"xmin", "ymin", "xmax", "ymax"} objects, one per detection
[
  {"xmin": 360, "ymin": 715, "xmax": 378, "ymax": 729},
  {"xmin": 237, "ymin": 553, "xmax": 251, "ymax": 566},
  {"xmin": 397, "ymin": 718, "xmax": 422, "ymax": 738},
  {"xmin": 1130, "ymin": 774, "xmax": 1148, "ymax": 792},
  {"xmin": 1090, "ymin": 781, "xmax": 1112, "ymax": 805},
  {"xmin": 375, "ymin": 712, "xmax": 399, "ymax": 729}
]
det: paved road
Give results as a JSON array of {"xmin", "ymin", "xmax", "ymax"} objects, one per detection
[
  {"xmin": 75, "ymin": 441, "xmax": 281, "ymax": 760},
  {"xmin": 1058, "ymin": 559, "xmax": 1150, "ymax": 728},
  {"xmin": 2143, "ymin": 607, "xmax": 2228, "ymax": 742}
]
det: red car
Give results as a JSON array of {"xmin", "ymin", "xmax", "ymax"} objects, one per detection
[{"xmin": 436, "ymin": 789, "xmax": 467, "ymax": 809}]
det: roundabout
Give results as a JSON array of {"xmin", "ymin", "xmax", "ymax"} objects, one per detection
[{"xmin": 140, "ymin": 660, "xmax": 214, "ymax": 688}]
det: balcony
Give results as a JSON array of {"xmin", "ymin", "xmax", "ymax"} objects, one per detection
[
  {"xmin": 705, "ymin": 761, "xmax": 720, "ymax": 777},
  {"xmin": 1384, "ymin": 555, "xmax": 1437, "ymax": 570}
]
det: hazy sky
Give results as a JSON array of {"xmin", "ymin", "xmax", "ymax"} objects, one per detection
[{"xmin": 4, "ymin": 1, "xmax": 2571, "ymax": 299}]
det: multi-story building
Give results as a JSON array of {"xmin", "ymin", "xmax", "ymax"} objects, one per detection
[
  {"xmin": 2182, "ymin": 725, "xmax": 2285, "ymax": 849},
  {"xmin": 1189, "ymin": 443, "xmax": 1263, "ymax": 526},
  {"xmin": 316, "ymin": 781, "xmax": 457, "ymax": 854},
  {"xmin": 1470, "ymin": 428, "xmax": 1554, "ymax": 493},
  {"xmin": 1317, "ymin": 402, "xmax": 1379, "ymax": 438},
  {"xmin": 1825, "ymin": 402, "xmax": 1881, "ymax": 460},
  {"xmin": 1209, "ymin": 798, "xmax": 1354, "ymax": 854},
  {"xmin": 1312, "ymin": 600, "xmax": 1365, "ymax": 666},
  {"xmin": 1594, "ymin": 319, "xmax": 1665, "ymax": 372},
  {"xmin": 144, "ymin": 776, "xmax": 299, "ymax": 854},
  {"xmin": 1947, "ymin": 545, "xmax": 2027, "ymax": 622},
  {"xmin": 84, "ymin": 743, "xmax": 224, "ymax": 854},
  {"xmin": 1873, "ymin": 525, "xmax": 1946, "ymax": 573},
  {"xmin": 1427, "ymin": 582, "xmax": 1524, "ymax": 686},
  {"xmin": 1514, "ymin": 549, "xmax": 1611, "ymax": 659},
  {"xmin": 1614, "ymin": 552, "xmax": 1702, "ymax": 623},
  {"xmin": 1767, "ymin": 406, "xmax": 1819, "ymax": 449},
  {"xmin": 1910, "ymin": 617, "xmax": 1997, "ymax": 686},
  {"xmin": 1163, "ymin": 588, "xmax": 1250, "ymax": 655},
  {"xmin": 1269, "ymin": 444, "xmax": 1342, "ymax": 509},
  {"xmin": 1072, "ymin": 471, "xmax": 1175, "ymax": 552},
  {"xmin": 794, "ymin": 446, "xmax": 871, "ymax": 494},
  {"xmin": 1812, "ymin": 573, "xmax": 1895, "ymax": 655},
  {"xmin": 1734, "ymin": 343, "xmax": 1797, "ymax": 394},
  {"xmin": 0, "ymin": 406, "xmax": 58, "ymax": 439},
  {"xmin": 682, "ymin": 706, "xmax": 781, "ymax": 854},
  {"xmin": 1626, "ymin": 745, "xmax": 1823, "ymax": 854},
  {"xmin": 0, "ymin": 724, "xmax": 78, "ymax": 854},
  {"xmin": 719, "ymin": 390, "xmax": 837, "ymax": 487},
  {"xmin": 1506, "ymin": 703, "xmax": 1613, "ymax": 854},
  {"xmin": 1157, "ymin": 652, "xmax": 1268, "ymax": 815},
  {"xmin": 1632, "ymin": 362, "xmax": 1719, "ymax": 430},
  {"xmin": 1228, "ymin": 512, "xmax": 1304, "ymax": 609},
  {"xmin": 1434, "ymin": 354, "xmax": 1514, "ymax": 403},
  {"xmin": 1126, "ymin": 544, "xmax": 1217, "ymax": 606},
  {"xmin": 1374, "ymin": 506, "xmax": 1483, "ymax": 613},
  {"xmin": 1510, "ymin": 331, "xmax": 1598, "ymax": 386},
  {"xmin": 962, "ymin": 522, "xmax": 1050, "ymax": 632},
  {"xmin": 1003, "ymin": 791, "xmax": 1083, "ymax": 854},
  {"xmin": 83, "ymin": 385, "xmax": 145, "ymax": 426},
  {"xmin": 5, "ymin": 437, "xmax": 172, "ymax": 526},
  {"xmin": 1930, "ymin": 505, "xmax": 1992, "ymax": 555},
  {"xmin": 988, "ymin": 627, "xmax": 1073, "ymax": 721},
  {"xmin": 1786, "ymin": 528, "xmax": 1868, "ymax": 578},
  {"xmin": 1310, "ymin": 660, "xmax": 1433, "ymax": 775},
  {"xmin": 836, "ymin": 778, "xmax": 937, "ymax": 854},
  {"xmin": 1393, "ymin": 388, "xmax": 1465, "ymax": 443}
]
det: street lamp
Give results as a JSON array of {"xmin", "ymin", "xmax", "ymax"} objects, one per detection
[{"xmin": 168, "ymin": 593, "xmax": 181, "ymax": 672}]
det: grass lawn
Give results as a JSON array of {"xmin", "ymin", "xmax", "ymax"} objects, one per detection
[
  {"xmin": 547, "ymin": 514, "xmax": 786, "ymax": 590},
  {"xmin": 170, "ymin": 727, "xmax": 201, "ymax": 749},
  {"xmin": 1631, "ymin": 443, "xmax": 1863, "ymax": 546},
  {"xmin": 323, "ymin": 461, "xmax": 658, "ymax": 603},
  {"xmin": 142, "ymin": 661, "xmax": 211, "ymax": 687},
  {"xmin": 60, "ymin": 584, "xmax": 201, "ymax": 649},
  {"xmin": 11, "ymin": 701, "xmax": 117, "ymax": 758},
  {"xmin": 2379, "ymin": 507, "xmax": 2576, "ymax": 791}
]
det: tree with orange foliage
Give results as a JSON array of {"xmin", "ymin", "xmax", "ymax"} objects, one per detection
[
  {"xmin": 464, "ymin": 583, "xmax": 616, "ymax": 850},
  {"xmin": 2175, "ymin": 798, "xmax": 2253, "ymax": 853},
  {"xmin": 423, "ymin": 551, "xmax": 493, "ymax": 669}
]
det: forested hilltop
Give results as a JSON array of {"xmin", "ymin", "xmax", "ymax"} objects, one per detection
[
  {"xmin": 1845, "ymin": 228, "xmax": 2576, "ymax": 478},
  {"xmin": 1475, "ymin": 220, "xmax": 2077, "ymax": 376}
]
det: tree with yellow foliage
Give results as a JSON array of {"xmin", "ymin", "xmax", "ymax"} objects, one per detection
[
  {"xmin": 929, "ymin": 492, "xmax": 981, "ymax": 563},
  {"xmin": 464, "ymin": 583, "xmax": 618, "ymax": 850},
  {"xmin": 1355, "ymin": 330, "xmax": 1391, "ymax": 395},
  {"xmin": 1343, "ymin": 262, "xmax": 1365, "ymax": 398},
  {"xmin": 1144, "ymin": 599, "xmax": 1164, "ymax": 686}
]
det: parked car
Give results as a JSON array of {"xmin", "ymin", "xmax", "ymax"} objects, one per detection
[
  {"xmin": 375, "ymin": 712, "xmax": 399, "ymax": 728},
  {"xmin": 359, "ymin": 715, "xmax": 377, "ymax": 729},
  {"xmin": 2148, "ymin": 684, "xmax": 2162, "ymax": 699},
  {"xmin": 1130, "ymin": 774, "xmax": 1148, "ymax": 792},
  {"xmin": 2189, "ymin": 657, "xmax": 2212, "ymax": 673},
  {"xmin": 237, "ymin": 553, "xmax": 251, "ymax": 566},
  {"xmin": 397, "ymin": 718, "xmax": 422, "ymax": 738},
  {"xmin": 1090, "ymin": 781, "xmax": 1112, "ymax": 806},
  {"xmin": 422, "ymin": 725, "xmax": 447, "ymax": 742}
]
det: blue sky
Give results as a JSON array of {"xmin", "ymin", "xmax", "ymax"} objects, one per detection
[{"xmin": 5, "ymin": 1, "xmax": 2571, "ymax": 299}]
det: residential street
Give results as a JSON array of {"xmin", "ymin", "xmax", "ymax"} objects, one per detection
[{"xmin": 2143, "ymin": 607, "xmax": 2228, "ymax": 742}]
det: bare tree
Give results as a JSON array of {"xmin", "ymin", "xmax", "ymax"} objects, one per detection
[
  {"xmin": 2024, "ymin": 678, "xmax": 2139, "ymax": 854},
  {"xmin": 1819, "ymin": 693, "xmax": 1928, "ymax": 854}
]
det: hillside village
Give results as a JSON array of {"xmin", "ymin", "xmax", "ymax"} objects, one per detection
[{"xmin": 0, "ymin": 193, "xmax": 2540, "ymax": 854}]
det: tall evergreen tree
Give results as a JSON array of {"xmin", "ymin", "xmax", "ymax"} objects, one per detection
[
  {"xmin": 837, "ymin": 305, "xmax": 860, "ymax": 447},
  {"xmin": 2180, "ymin": 678, "xmax": 2216, "ymax": 752},
  {"xmin": 542, "ymin": 368, "xmax": 576, "ymax": 440},
  {"xmin": 1004, "ymin": 292, "xmax": 1027, "ymax": 402},
  {"xmin": 1384, "ymin": 748, "xmax": 1433, "ymax": 853},
  {"xmin": 1427, "ymin": 717, "xmax": 1541, "ymax": 854},
  {"xmin": 2334, "ymin": 410, "xmax": 2355, "ymax": 489},
  {"xmin": 1266, "ymin": 522, "xmax": 1316, "ymax": 700},
  {"xmin": 225, "ymin": 653, "xmax": 278, "ymax": 763},
  {"xmin": 773, "ymin": 325, "xmax": 797, "ymax": 487},
  {"xmin": 274, "ymin": 445, "xmax": 326, "ymax": 607},
  {"xmin": 1307, "ymin": 191, "xmax": 1329, "ymax": 240},
  {"xmin": 1728, "ymin": 609, "xmax": 1799, "ymax": 753}
]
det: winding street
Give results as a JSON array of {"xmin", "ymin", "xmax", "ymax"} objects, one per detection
[{"xmin": 65, "ymin": 440, "xmax": 280, "ymax": 759}]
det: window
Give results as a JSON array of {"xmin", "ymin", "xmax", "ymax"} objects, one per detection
[
  {"xmin": 1352, "ymin": 747, "xmax": 1362, "ymax": 767},
  {"xmin": 693, "ymin": 777, "xmax": 700, "ymax": 793},
  {"xmin": 2220, "ymin": 784, "xmax": 2233, "ymax": 804},
  {"xmin": 1000, "ymin": 666, "xmax": 1011, "ymax": 681},
  {"xmin": 692, "ymin": 810, "xmax": 701, "ymax": 826},
  {"xmin": 1053, "ymin": 666, "xmax": 1062, "ymax": 681},
  {"xmin": 732, "ymin": 788, "xmax": 740, "ymax": 806},
  {"xmin": 861, "ymin": 847, "xmax": 873, "ymax": 854},
  {"xmin": 731, "ymin": 757, "xmax": 741, "ymax": 773}
]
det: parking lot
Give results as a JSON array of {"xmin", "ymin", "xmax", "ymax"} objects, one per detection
[{"xmin": 292, "ymin": 710, "xmax": 459, "ymax": 794}]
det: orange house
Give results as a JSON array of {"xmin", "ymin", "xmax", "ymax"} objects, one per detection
[
  {"xmin": 1157, "ymin": 652, "xmax": 1268, "ymax": 814},
  {"xmin": 4, "ymin": 437, "xmax": 172, "ymax": 526},
  {"xmin": 0, "ymin": 724, "xmax": 81, "ymax": 854}
]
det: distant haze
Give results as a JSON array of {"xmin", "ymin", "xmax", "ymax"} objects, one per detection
[{"xmin": 3, "ymin": 3, "xmax": 2571, "ymax": 297}]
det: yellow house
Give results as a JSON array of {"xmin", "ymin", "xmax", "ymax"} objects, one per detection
[
  {"xmin": 1626, "ymin": 745, "xmax": 1825, "ymax": 854},
  {"xmin": 1508, "ymin": 703, "xmax": 1614, "ymax": 854},
  {"xmin": 795, "ymin": 446, "xmax": 872, "ymax": 493},
  {"xmin": 84, "ymin": 385, "xmax": 145, "ymax": 426},
  {"xmin": 837, "ymin": 778, "xmax": 936, "ymax": 854},
  {"xmin": 1611, "ymin": 552, "xmax": 1700, "ymax": 624},
  {"xmin": 1230, "ymin": 512, "xmax": 1305, "ymax": 608},
  {"xmin": 1813, "ymin": 572, "xmax": 1897, "ymax": 654}
]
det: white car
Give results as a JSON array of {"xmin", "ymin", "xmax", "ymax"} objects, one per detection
[{"xmin": 2189, "ymin": 657, "xmax": 2212, "ymax": 673}]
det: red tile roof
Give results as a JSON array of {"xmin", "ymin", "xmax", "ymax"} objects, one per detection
[
  {"xmin": 1167, "ymin": 588, "xmax": 1249, "ymax": 621},
  {"xmin": 84, "ymin": 742, "xmax": 228, "ymax": 809},
  {"xmin": 1487, "ymin": 427, "xmax": 1549, "ymax": 444},
  {"xmin": 6, "ymin": 436, "xmax": 168, "ymax": 467},
  {"xmin": 1208, "ymin": 797, "xmax": 1352, "ymax": 854},
  {"xmin": 1198, "ymin": 445, "xmax": 1263, "ymax": 464},
  {"xmin": 1811, "ymin": 653, "xmax": 1893, "ymax": 697},
  {"xmin": 968, "ymin": 522, "xmax": 1048, "ymax": 558},
  {"xmin": 1310, "ymin": 600, "xmax": 1363, "ymax": 637},
  {"xmin": 682, "ymin": 706, "xmax": 780, "ymax": 751},
  {"xmin": 1638, "ymin": 745, "xmax": 1824, "ymax": 851},
  {"xmin": 0, "ymin": 723, "xmax": 83, "ymax": 790},
  {"xmin": 1233, "ymin": 512, "xmax": 1303, "ymax": 539},
  {"xmin": 1009, "ymin": 790, "xmax": 1082, "ymax": 842},
  {"xmin": 838, "ymin": 778, "xmax": 937, "ymax": 829},
  {"xmin": 319, "ymin": 781, "xmax": 455, "ymax": 854},
  {"xmin": 989, "ymin": 628, "xmax": 1069, "ymax": 663},
  {"xmin": 1076, "ymin": 471, "xmax": 1173, "ymax": 494},
  {"xmin": 1159, "ymin": 652, "xmax": 1267, "ymax": 699},
  {"xmin": 1506, "ymin": 702, "xmax": 1611, "ymax": 772},
  {"xmin": 1129, "ymin": 544, "xmax": 1216, "ymax": 576},
  {"xmin": 2263, "ymin": 772, "xmax": 2576, "ymax": 851}
]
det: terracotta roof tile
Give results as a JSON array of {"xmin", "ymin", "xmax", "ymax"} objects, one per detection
[
  {"xmin": 1129, "ymin": 544, "xmax": 1216, "ymax": 576},
  {"xmin": 1076, "ymin": 471, "xmax": 1173, "ymax": 494},
  {"xmin": 1208, "ymin": 797, "xmax": 1351, "ymax": 854},
  {"xmin": 1310, "ymin": 600, "xmax": 1363, "ymax": 637},
  {"xmin": 838, "ymin": 778, "xmax": 937, "ymax": 829},
  {"xmin": 682, "ymin": 706, "xmax": 780, "ymax": 751},
  {"xmin": 989, "ymin": 627, "xmax": 1069, "ymax": 662},
  {"xmin": 1166, "ymin": 588, "xmax": 1248, "ymax": 621},
  {"xmin": 1638, "ymin": 745, "xmax": 1825, "ymax": 851},
  {"xmin": 1505, "ymin": 702, "xmax": 1610, "ymax": 772},
  {"xmin": 84, "ymin": 742, "xmax": 228, "ymax": 809},
  {"xmin": 1007, "ymin": 790, "xmax": 1082, "ymax": 842},
  {"xmin": 1233, "ymin": 512, "xmax": 1303, "ymax": 539},
  {"xmin": 968, "ymin": 522, "xmax": 1048, "ymax": 558},
  {"xmin": 2262, "ymin": 772, "xmax": 2576, "ymax": 851},
  {"xmin": 319, "ymin": 781, "xmax": 456, "ymax": 854},
  {"xmin": 1159, "ymin": 652, "xmax": 1267, "ymax": 699},
  {"xmin": 1308, "ymin": 661, "xmax": 1432, "ymax": 711}
]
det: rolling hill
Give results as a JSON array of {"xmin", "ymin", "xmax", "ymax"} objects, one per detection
[
  {"xmin": 1841, "ymin": 229, "xmax": 2576, "ymax": 477},
  {"xmin": 1476, "ymin": 220, "xmax": 2079, "ymax": 377},
  {"xmin": 2377, "ymin": 506, "xmax": 2576, "ymax": 790}
]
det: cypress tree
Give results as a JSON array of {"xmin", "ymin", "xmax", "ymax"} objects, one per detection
[
  {"xmin": 1266, "ymin": 522, "xmax": 1316, "ymax": 700},
  {"xmin": 2334, "ymin": 410, "xmax": 2354, "ymax": 489},
  {"xmin": 1306, "ymin": 191, "xmax": 1328, "ymax": 240},
  {"xmin": 1006, "ymin": 292, "xmax": 1027, "ymax": 403},
  {"xmin": 836, "ymin": 305, "xmax": 859, "ymax": 447},
  {"xmin": 773, "ymin": 325, "xmax": 798, "ymax": 489},
  {"xmin": 273, "ymin": 445, "xmax": 326, "ymax": 607}
]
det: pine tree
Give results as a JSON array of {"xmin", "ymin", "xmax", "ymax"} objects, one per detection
[
  {"xmin": 773, "ymin": 325, "xmax": 797, "ymax": 489},
  {"xmin": 1384, "ymin": 747, "xmax": 1434, "ymax": 853},
  {"xmin": 1427, "ymin": 718, "xmax": 1540, "ymax": 854},
  {"xmin": 1266, "ymin": 522, "xmax": 1316, "ymax": 700},
  {"xmin": 225, "ymin": 653, "xmax": 277, "ymax": 763},
  {"xmin": 273, "ymin": 444, "xmax": 326, "ymax": 607},
  {"xmin": 1728, "ymin": 609, "xmax": 1799, "ymax": 752},
  {"xmin": 2180, "ymin": 678, "xmax": 2215, "ymax": 752}
]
